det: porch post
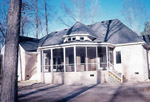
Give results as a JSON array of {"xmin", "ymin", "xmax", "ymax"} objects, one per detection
[
  {"xmin": 86, "ymin": 46, "xmax": 88, "ymax": 71},
  {"xmin": 41, "ymin": 50, "xmax": 44, "ymax": 83},
  {"xmin": 51, "ymin": 48, "xmax": 53, "ymax": 83},
  {"xmin": 106, "ymin": 46, "xmax": 109, "ymax": 69},
  {"xmin": 63, "ymin": 47, "xmax": 66, "ymax": 72},
  {"xmin": 96, "ymin": 46, "xmax": 98, "ymax": 70},
  {"xmin": 74, "ymin": 46, "xmax": 77, "ymax": 72}
]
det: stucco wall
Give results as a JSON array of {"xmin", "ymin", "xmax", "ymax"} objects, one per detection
[
  {"xmin": 18, "ymin": 46, "xmax": 26, "ymax": 81},
  {"xmin": 25, "ymin": 52, "xmax": 38, "ymax": 80},
  {"xmin": 18, "ymin": 46, "xmax": 40, "ymax": 82},
  {"xmin": 114, "ymin": 44, "xmax": 149, "ymax": 82},
  {"xmin": 43, "ymin": 70, "xmax": 109, "ymax": 85}
]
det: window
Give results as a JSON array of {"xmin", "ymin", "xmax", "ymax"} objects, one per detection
[
  {"xmin": 116, "ymin": 51, "xmax": 121, "ymax": 64},
  {"xmin": 66, "ymin": 47, "xmax": 74, "ymax": 72},
  {"xmin": 53, "ymin": 48, "xmax": 64, "ymax": 72},
  {"xmin": 68, "ymin": 37, "xmax": 71, "ymax": 41},
  {"xmin": 109, "ymin": 48, "xmax": 114, "ymax": 64},
  {"xmin": 76, "ymin": 47, "xmax": 86, "ymax": 72},
  {"xmin": 87, "ymin": 47, "xmax": 96, "ymax": 71},
  {"xmin": 43, "ymin": 50, "xmax": 51, "ymax": 72},
  {"xmin": 72, "ymin": 37, "xmax": 76, "ymax": 41},
  {"xmin": 80, "ymin": 54, "xmax": 85, "ymax": 64},
  {"xmin": 80, "ymin": 37, "xmax": 84, "ymax": 40},
  {"xmin": 98, "ymin": 47, "xmax": 106, "ymax": 63}
]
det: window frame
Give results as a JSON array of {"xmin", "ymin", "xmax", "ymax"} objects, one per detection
[
  {"xmin": 80, "ymin": 37, "xmax": 84, "ymax": 40},
  {"xmin": 72, "ymin": 37, "xmax": 76, "ymax": 41},
  {"xmin": 116, "ymin": 51, "xmax": 121, "ymax": 64}
]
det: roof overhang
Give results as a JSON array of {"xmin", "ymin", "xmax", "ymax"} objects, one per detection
[
  {"xmin": 115, "ymin": 42, "xmax": 145, "ymax": 47},
  {"xmin": 142, "ymin": 43, "xmax": 150, "ymax": 50},
  {"xmin": 38, "ymin": 42, "xmax": 115, "ymax": 50},
  {"xmin": 62, "ymin": 33, "xmax": 96, "ymax": 39}
]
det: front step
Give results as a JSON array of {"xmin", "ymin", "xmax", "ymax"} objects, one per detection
[{"xmin": 108, "ymin": 69, "xmax": 123, "ymax": 83}]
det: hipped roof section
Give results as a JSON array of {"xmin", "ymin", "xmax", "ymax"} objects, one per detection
[
  {"xmin": 19, "ymin": 36, "xmax": 39, "ymax": 52},
  {"xmin": 19, "ymin": 19, "xmax": 144, "ymax": 51},
  {"xmin": 39, "ymin": 19, "xmax": 143, "ymax": 46}
]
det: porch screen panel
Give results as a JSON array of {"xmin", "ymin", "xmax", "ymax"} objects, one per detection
[
  {"xmin": 87, "ymin": 47, "xmax": 96, "ymax": 71},
  {"xmin": 76, "ymin": 47, "xmax": 86, "ymax": 72},
  {"xmin": 107, "ymin": 47, "xmax": 114, "ymax": 70},
  {"xmin": 109, "ymin": 48, "xmax": 114, "ymax": 64},
  {"xmin": 43, "ymin": 50, "xmax": 51, "ymax": 72},
  {"xmin": 65, "ymin": 47, "xmax": 74, "ymax": 72},
  {"xmin": 53, "ymin": 48, "xmax": 64, "ymax": 72},
  {"xmin": 98, "ymin": 47, "xmax": 107, "ymax": 70}
]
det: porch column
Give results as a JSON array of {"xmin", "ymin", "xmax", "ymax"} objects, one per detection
[
  {"xmin": 86, "ymin": 46, "xmax": 88, "ymax": 71},
  {"xmin": 51, "ymin": 48, "xmax": 53, "ymax": 83},
  {"xmin": 74, "ymin": 46, "xmax": 77, "ymax": 72},
  {"xmin": 41, "ymin": 50, "xmax": 44, "ymax": 83},
  {"xmin": 51, "ymin": 49, "xmax": 53, "ymax": 72},
  {"xmin": 106, "ymin": 46, "xmax": 109, "ymax": 69},
  {"xmin": 96, "ymin": 46, "xmax": 98, "ymax": 70},
  {"xmin": 63, "ymin": 47, "xmax": 66, "ymax": 72}
]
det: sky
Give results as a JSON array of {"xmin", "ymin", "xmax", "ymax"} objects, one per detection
[
  {"xmin": 42, "ymin": 0, "xmax": 150, "ymax": 36},
  {"xmin": 0, "ymin": 0, "xmax": 150, "ymax": 39}
]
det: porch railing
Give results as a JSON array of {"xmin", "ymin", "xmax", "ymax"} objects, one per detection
[{"xmin": 108, "ymin": 62, "xmax": 123, "ymax": 83}]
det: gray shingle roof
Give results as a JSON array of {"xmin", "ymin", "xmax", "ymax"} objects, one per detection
[
  {"xmin": 39, "ymin": 19, "xmax": 144, "ymax": 46},
  {"xmin": 19, "ymin": 19, "xmax": 144, "ymax": 50},
  {"xmin": 142, "ymin": 35, "xmax": 150, "ymax": 45},
  {"xmin": 19, "ymin": 36, "xmax": 39, "ymax": 52},
  {"xmin": 90, "ymin": 19, "xmax": 143, "ymax": 44},
  {"xmin": 66, "ymin": 22, "xmax": 97, "ymax": 37}
]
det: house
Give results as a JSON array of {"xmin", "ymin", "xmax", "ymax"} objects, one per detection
[{"xmin": 1, "ymin": 19, "xmax": 150, "ymax": 85}]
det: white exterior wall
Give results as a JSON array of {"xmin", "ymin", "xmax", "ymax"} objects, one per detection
[
  {"xmin": 114, "ymin": 44, "xmax": 149, "ymax": 82},
  {"xmin": 0, "ymin": 45, "xmax": 5, "ymax": 75},
  {"xmin": 1, "ymin": 45, "xmax": 26, "ymax": 81},
  {"xmin": 43, "ymin": 70, "xmax": 108, "ymax": 85},
  {"xmin": 29, "ymin": 49, "xmax": 42, "ymax": 82},
  {"xmin": 18, "ymin": 45, "xmax": 26, "ymax": 81}
]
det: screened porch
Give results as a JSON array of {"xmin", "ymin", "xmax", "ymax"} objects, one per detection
[{"xmin": 41, "ymin": 46, "xmax": 114, "ymax": 73}]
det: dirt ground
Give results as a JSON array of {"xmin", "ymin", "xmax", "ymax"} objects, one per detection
[{"xmin": 18, "ymin": 81, "xmax": 150, "ymax": 102}]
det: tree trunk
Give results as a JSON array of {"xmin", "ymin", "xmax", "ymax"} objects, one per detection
[
  {"xmin": 44, "ymin": 0, "xmax": 48, "ymax": 35},
  {"xmin": 0, "ymin": 0, "xmax": 21, "ymax": 102},
  {"xmin": 35, "ymin": 0, "xmax": 38, "ymax": 38}
]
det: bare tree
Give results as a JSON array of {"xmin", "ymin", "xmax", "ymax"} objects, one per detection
[
  {"xmin": 122, "ymin": 0, "xmax": 147, "ymax": 33},
  {"xmin": 0, "ymin": 0, "xmax": 21, "ymax": 102},
  {"xmin": 0, "ymin": 0, "xmax": 9, "ymax": 50},
  {"xmin": 20, "ymin": 0, "xmax": 35, "ymax": 36},
  {"xmin": 35, "ymin": 0, "xmax": 39, "ymax": 38},
  {"xmin": 44, "ymin": 0, "xmax": 48, "ymax": 35},
  {"xmin": 58, "ymin": 0, "xmax": 100, "ymax": 27},
  {"xmin": 89, "ymin": 0, "xmax": 100, "ymax": 23}
]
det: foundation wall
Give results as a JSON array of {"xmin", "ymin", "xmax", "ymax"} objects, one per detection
[{"xmin": 43, "ymin": 70, "xmax": 108, "ymax": 85}]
